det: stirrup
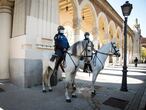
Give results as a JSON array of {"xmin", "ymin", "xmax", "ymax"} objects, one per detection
[{"xmin": 50, "ymin": 54, "xmax": 58, "ymax": 62}]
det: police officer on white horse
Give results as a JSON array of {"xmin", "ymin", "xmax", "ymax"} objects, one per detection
[
  {"xmin": 50, "ymin": 25, "xmax": 70, "ymax": 86},
  {"xmin": 83, "ymin": 32, "xmax": 96, "ymax": 73}
]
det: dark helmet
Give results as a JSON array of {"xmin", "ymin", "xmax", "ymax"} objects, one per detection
[
  {"xmin": 57, "ymin": 25, "xmax": 65, "ymax": 31},
  {"xmin": 84, "ymin": 32, "xmax": 90, "ymax": 37}
]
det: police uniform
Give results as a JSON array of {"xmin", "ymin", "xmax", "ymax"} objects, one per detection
[
  {"xmin": 83, "ymin": 32, "xmax": 95, "ymax": 72},
  {"xmin": 54, "ymin": 33, "xmax": 70, "ymax": 57},
  {"xmin": 50, "ymin": 26, "xmax": 69, "ymax": 86}
]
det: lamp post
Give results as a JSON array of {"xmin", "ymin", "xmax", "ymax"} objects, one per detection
[{"xmin": 121, "ymin": 1, "xmax": 133, "ymax": 91}]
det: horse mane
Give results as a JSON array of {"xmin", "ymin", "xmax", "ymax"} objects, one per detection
[{"xmin": 70, "ymin": 41, "xmax": 83, "ymax": 56}]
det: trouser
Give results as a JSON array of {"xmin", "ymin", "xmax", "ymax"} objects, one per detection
[
  {"xmin": 135, "ymin": 63, "xmax": 137, "ymax": 67},
  {"xmin": 50, "ymin": 56, "xmax": 64, "ymax": 86},
  {"xmin": 83, "ymin": 63, "xmax": 92, "ymax": 72}
]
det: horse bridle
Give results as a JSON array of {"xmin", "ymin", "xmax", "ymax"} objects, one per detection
[
  {"xmin": 66, "ymin": 40, "xmax": 93, "ymax": 70},
  {"xmin": 96, "ymin": 42, "xmax": 119, "ymax": 56},
  {"xmin": 66, "ymin": 41, "xmax": 119, "ymax": 71},
  {"xmin": 93, "ymin": 42, "xmax": 120, "ymax": 69}
]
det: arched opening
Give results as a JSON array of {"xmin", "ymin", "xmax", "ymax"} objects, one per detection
[
  {"xmin": 108, "ymin": 20, "xmax": 116, "ymax": 41},
  {"xmin": 97, "ymin": 12, "xmax": 108, "ymax": 46},
  {"xmin": 122, "ymin": 35, "xmax": 124, "ymax": 62},
  {"xmin": 80, "ymin": 0, "xmax": 98, "ymax": 42},
  {"xmin": 81, "ymin": 5, "xmax": 93, "ymax": 38},
  {"xmin": 116, "ymin": 27, "xmax": 121, "ymax": 48},
  {"xmin": 129, "ymin": 36, "xmax": 133, "ymax": 63},
  {"xmin": 108, "ymin": 20, "xmax": 116, "ymax": 63},
  {"xmin": 59, "ymin": 0, "xmax": 78, "ymax": 45},
  {"xmin": 115, "ymin": 27, "xmax": 121, "ymax": 64}
]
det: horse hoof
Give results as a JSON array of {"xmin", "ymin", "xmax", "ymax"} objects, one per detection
[
  {"xmin": 59, "ymin": 78, "xmax": 63, "ymax": 81},
  {"xmin": 91, "ymin": 93, "xmax": 95, "ymax": 97},
  {"xmin": 42, "ymin": 90, "xmax": 47, "ymax": 93},
  {"xmin": 49, "ymin": 89, "xmax": 53, "ymax": 92},
  {"xmin": 66, "ymin": 99, "xmax": 71, "ymax": 103},
  {"xmin": 91, "ymin": 91, "xmax": 96, "ymax": 97},
  {"xmin": 73, "ymin": 87, "xmax": 76, "ymax": 91},
  {"xmin": 72, "ymin": 94, "xmax": 77, "ymax": 98}
]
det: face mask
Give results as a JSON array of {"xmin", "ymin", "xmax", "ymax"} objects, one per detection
[
  {"xmin": 85, "ymin": 35, "xmax": 89, "ymax": 39},
  {"xmin": 59, "ymin": 30, "xmax": 64, "ymax": 34}
]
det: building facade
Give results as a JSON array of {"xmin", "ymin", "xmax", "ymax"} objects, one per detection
[{"xmin": 0, "ymin": 0, "xmax": 141, "ymax": 87}]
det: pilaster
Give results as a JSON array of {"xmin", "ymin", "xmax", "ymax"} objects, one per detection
[
  {"xmin": 73, "ymin": 17, "xmax": 81, "ymax": 42},
  {"xmin": 92, "ymin": 27, "xmax": 98, "ymax": 49},
  {"xmin": 0, "ymin": 0, "xmax": 14, "ymax": 79}
]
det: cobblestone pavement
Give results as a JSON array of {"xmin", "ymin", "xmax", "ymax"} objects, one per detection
[{"xmin": 0, "ymin": 64, "xmax": 146, "ymax": 110}]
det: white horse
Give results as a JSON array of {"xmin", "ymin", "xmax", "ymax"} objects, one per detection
[
  {"xmin": 42, "ymin": 40, "xmax": 87, "ymax": 102},
  {"xmin": 42, "ymin": 41, "xmax": 120, "ymax": 102},
  {"xmin": 79, "ymin": 41, "xmax": 120, "ymax": 95}
]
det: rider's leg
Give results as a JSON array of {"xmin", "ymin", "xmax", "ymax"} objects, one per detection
[
  {"xmin": 63, "ymin": 54, "xmax": 67, "ymax": 67},
  {"xmin": 88, "ymin": 63, "xmax": 92, "ymax": 72},
  {"xmin": 52, "ymin": 57, "xmax": 63, "ymax": 75},
  {"xmin": 50, "ymin": 57, "xmax": 63, "ymax": 86},
  {"xmin": 83, "ymin": 63, "xmax": 88, "ymax": 72}
]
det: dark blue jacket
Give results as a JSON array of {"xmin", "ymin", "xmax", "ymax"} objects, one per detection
[{"xmin": 54, "ymin": 33, "xmax": 70, "ymax": 56}]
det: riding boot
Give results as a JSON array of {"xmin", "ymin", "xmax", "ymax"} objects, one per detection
[
  {"xmin": 83, "ymin": 63, "xmax": 88, "ymax": 72},
  {"xmin": 88, "ymin": 64, "xmax": 93, "ymax": 72}
]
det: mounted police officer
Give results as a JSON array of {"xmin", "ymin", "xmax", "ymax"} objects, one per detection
[
  {"xmin": 83, "ymin": 32, "xmax": 96, "ymax": 73},
  {"xmin": 50, "ymin": 25, "xmax": 70, "ymax": 86}
]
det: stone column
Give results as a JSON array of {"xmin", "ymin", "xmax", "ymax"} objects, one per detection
[
  {"xmin": 119, "ymin": 33, "xmax": 123, "ymax": 65},
  {"xmin": 0, "ymin": 0, "xmax": 14, "ymax": 79},
  {"xmin": 73, "ymin": 17, "xmax": 81, "ymax": 42},
  {"xmin": 92, "ymin": 27, "xmax": 98, "ymax": 49}
]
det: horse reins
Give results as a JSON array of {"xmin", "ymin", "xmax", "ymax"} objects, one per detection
[
  {"xmin": 93, "ymin": 42, "xmax": 117, "ymax": 69},
  {"xmin": 66, "ymin": 52, "xmax": 78, "ymax": 70},
  {"xmin": 65, "ymin": 40, "xmax": 92, "ymax": 71}
]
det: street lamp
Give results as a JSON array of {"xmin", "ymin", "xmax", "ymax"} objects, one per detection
[{"xmin": 121, "ymin": 1, "xmax": 133, "ymax": 91}]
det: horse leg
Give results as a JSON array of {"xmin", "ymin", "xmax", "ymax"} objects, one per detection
[
  {"xmin": 71, "ymin": 83, "xmax": 77, "ymax": 98},
  {"xmin": 71, "ymin": 72, "xmax": 77, "ymax": 98},
  {"xmin": 42, "ymin": 78, "xmax": 46, "ymax": 92},
  {"xmin": 65, "ymin": 72, "xmax": 73, "ymax": 102},
  {"xmin": 42, "ymin": 68, "xmax": 47, "ymax": 92},
  {"xmin": 47, "ymin": 67, "xmax": 53, "ymax": 91},
  {"xmin": 91, "ymin": 80, "xmax": 96, "ymax": 96},
  {"xmin": 91, "ymin": 70, "xmax": 100, "ymax": 96},
  {"xmin": 65, "ymin": 82, "xmax": 71, "ymax": 102}
]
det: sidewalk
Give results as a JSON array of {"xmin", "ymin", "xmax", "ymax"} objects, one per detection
[{"xmin": 0, "ymin": 64, "xmax": 146, "ymax": 110}]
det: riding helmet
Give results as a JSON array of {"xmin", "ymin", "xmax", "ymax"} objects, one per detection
[
  {"xmin": 84, "ymin": 32, "xmax": 90, "ymax": 36},
  {"xmin": 57, "ymin": 25, "xmax": 65, "ymax": 31}
]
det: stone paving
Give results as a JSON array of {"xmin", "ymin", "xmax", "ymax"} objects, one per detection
[{"xmin": 0, "ymin": 64, "xmax": 146, "ymax": 110}]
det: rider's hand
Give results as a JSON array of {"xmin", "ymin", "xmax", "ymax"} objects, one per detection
[{"xmin": 63, "ymin": 48, "xmax": 67, "ymax": 51}]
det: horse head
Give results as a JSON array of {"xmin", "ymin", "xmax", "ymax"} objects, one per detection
[{"xmin": 110, "ymin": 42, "xmax": 120, "ymax": 57}]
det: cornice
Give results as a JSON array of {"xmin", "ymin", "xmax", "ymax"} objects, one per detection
[
  {"xmin": 94, "ymin": 0, "xmax": 134, "ymax": 36},
  {"xmin": 0, "ymin": 0, "xmax": 14, "ymax": 14},
  {"xmin": 0, "ymin": 0, "xmax": 14, "ymax": 7},
  {"xmin": 96, "ymin": 0, "xmax": 123, "ymax": 27}
]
